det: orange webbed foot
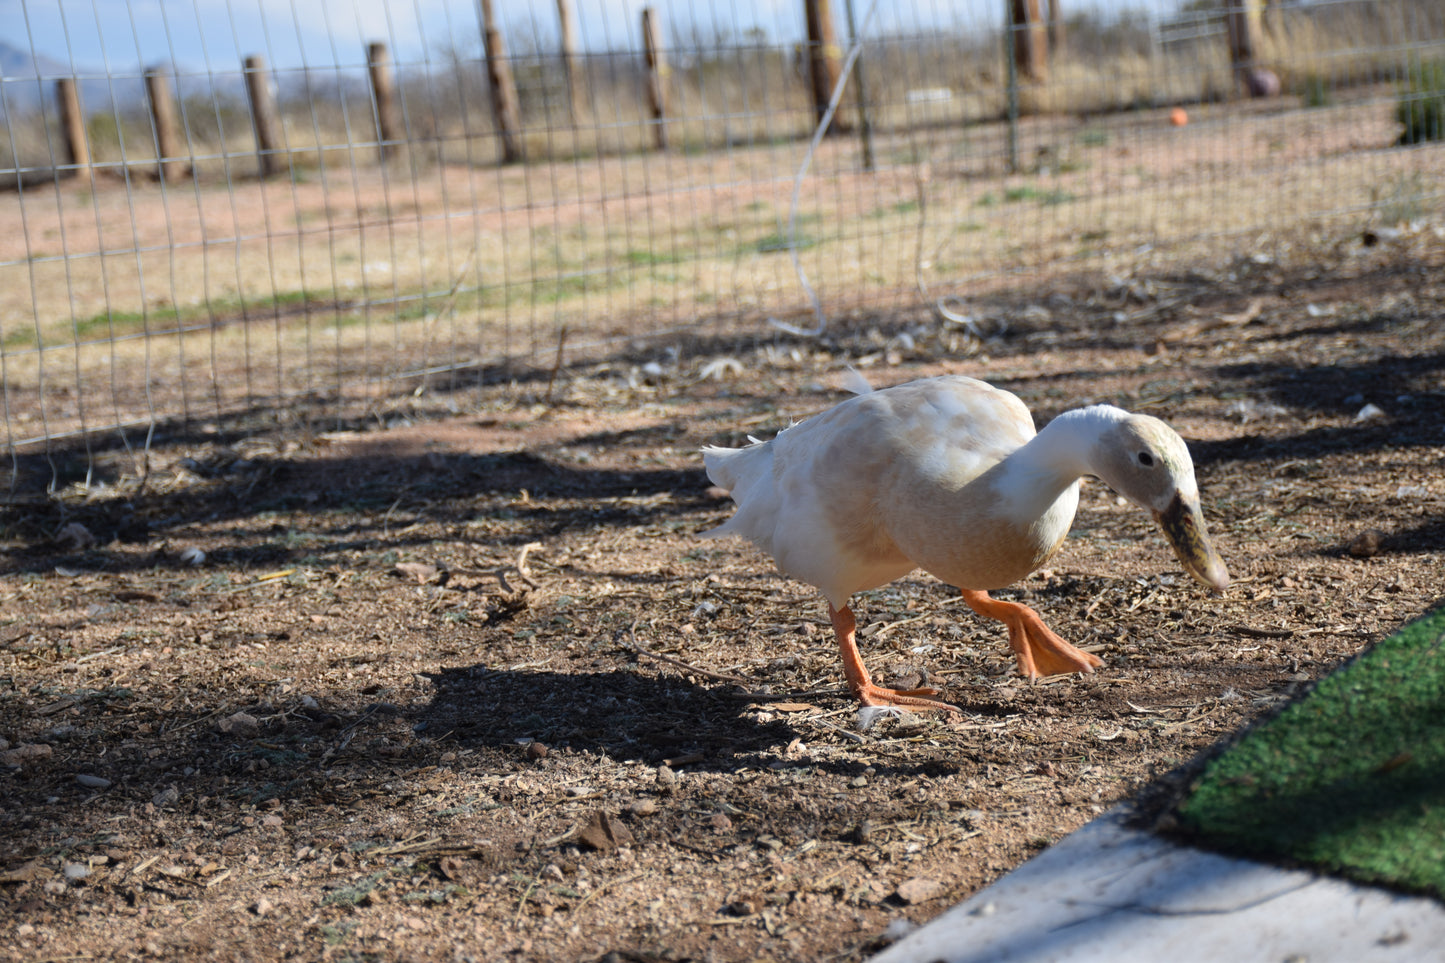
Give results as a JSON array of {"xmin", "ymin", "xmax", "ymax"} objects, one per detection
[
  {"xmin": 855, "ymin": 680, "xmax": 962, "ymax": 715},
  {"xmin": 829, "ymin": 603, "xmax": 961, "ymax": 715},
  {"xmin": 960, "ymin": 589, "xmax": 1102, "ymax": 681}
]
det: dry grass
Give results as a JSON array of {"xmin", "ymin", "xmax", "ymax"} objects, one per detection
[
  {"xmin": 3, "ymin": 5, "xmax": 1445, "ymax": 451},
  {"xmin": 4, "ymin": 89, "xmax": 1443, "ymax": 449}
]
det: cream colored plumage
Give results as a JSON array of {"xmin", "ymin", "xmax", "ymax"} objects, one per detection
[{"xmin": 702, "ymin": 374, "xmax": 1228, "ymax": 713}]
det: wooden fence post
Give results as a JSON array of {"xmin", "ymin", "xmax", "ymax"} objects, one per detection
[
  {"xmin": 1009, "ymin": 0, "xmax": 1049, "ymax": 83},
  {"xmin": 642, "ymin": 7, "xmax": 669, "ymax": 150},
  {"xmin": 367, "ymin": 42, "xmax": 403, "ymax": 162},
  {"xmin": 842, "ymin": 0, "xmax": 873, "ymax": 170},
  {"xmin": 145, "ymin": 67, "xmax": 186, "ymax": 183},
  {"xmin": 478, "ymin": 0, "xmax": 524, "ymax": 164},
  {"xmin": 1046, "ymin": 0, "xmax": 1066, "ymax": 60},
  {"xmin": 244, "ymin": 54, "xmax": 283, "ymax": 177},
  {"xmin": 804, "ymin": 0, "xmax": 847, "ymax": 135},
  {"xmin": 556, "ymin": 0, "xmax": 583, "ymax": 125},
  {"xmin": 56, "ymin": 78, "xmax": 92, "ymax": 183},
  {"xmin": 1223, "ymin": 0, "xmax": 1278, "ymax": 97}
]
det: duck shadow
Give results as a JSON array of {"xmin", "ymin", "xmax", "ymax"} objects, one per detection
[{"xmin": 412, "ymin": 665, "xmax": 957, "ymax": 779}]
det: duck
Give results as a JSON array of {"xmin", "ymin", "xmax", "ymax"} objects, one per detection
[{"xmin": 701, "ymin": 374, "xmax": 1228, "ymax": 714}]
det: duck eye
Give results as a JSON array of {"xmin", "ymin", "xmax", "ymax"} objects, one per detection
[{"xmin": 1137, "ymin": 451, "xmax": 1155, "ymax": 467}]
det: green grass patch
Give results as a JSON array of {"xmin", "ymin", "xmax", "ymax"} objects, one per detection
[
  {"xmin": 866, "ymin": 199, "xmax": 921, "ymax": 219},
  {"xmin": 322, "ymin": 871, "xmax": 389, "ymax": 906},
  {"xmin": 15, "ymin": 289, "xmax": 340, "ymax": 350},
  {"xmin": 624, "ymin": 247, "xmax": 684, "ymax": 266},
  {"xmin": 1176, "ymin": 606, "xmax": 1445, "ymax": 899},
  {"xmin": 1397, "ymin": 59, "xmax": 1445, "ymax": 145},
  {"xmin": 1300, "ymin": 74, "xmax": 1334, "ymax": 109},
  {"xmin": 1002, "ymin": 185, "xmax": 1078, "ymax": 206},
  {"xmin": 751, "ymin": 231, "xmax": 818, "ymax": 254}
]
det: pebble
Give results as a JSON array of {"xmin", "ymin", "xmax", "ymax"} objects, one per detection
[
  {"xmin": 896, "ymin": 876, "xmax": 945, "ymax": 905},
  {"xmin": 628, "ymin": 797, "xmax": 659, "ymax": 817},
  {"xmin": 217, "ymin": 712, "xmax": 260, "ymax": 738},
  {"xmin": 882, "ymin": 917, "xmax": 917, "ymax": 942},
  {"xmin": 1349, "ymin": 530, "xmax": 1383, "ymax": 558},
  {"xmin": 76, "ymin": 773, "xmax": 112, "ymax": 789},
  {"xmin": 0, "ymin": 743, "xmax": 53, "ymax": 767}
]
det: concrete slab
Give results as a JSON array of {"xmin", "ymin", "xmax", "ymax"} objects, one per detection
[{"xmin": 870, "ymin": 807, "xmax": 1445, "ymax": 963}]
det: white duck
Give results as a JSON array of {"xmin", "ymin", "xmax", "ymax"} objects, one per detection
[{"xmin": 701, "ymin": 375, "xmax": 1228, "ymax": 714}]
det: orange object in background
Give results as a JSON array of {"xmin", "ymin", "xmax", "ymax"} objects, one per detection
[{"xmin": 1170, "ymin": 107, "xmax": 1189, "ymax": 126}]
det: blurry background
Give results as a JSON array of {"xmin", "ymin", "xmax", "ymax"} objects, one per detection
[{"xmin": 2, "ymin": 0, "xmax": 1443, "ymax": 491}]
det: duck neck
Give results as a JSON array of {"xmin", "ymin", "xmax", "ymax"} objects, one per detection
[{"xmin": 1000, "ymin": 406, "xmax": 1121, "ymax": 522}]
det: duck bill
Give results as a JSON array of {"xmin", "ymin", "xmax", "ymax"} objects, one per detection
[{"xmin": 1153, "ymin": 494, "xmax": 1230, "ymax": 593}]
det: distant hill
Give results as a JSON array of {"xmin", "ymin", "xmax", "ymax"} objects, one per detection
[
  {"xmin": 0, "ymin": 41, "xmax": 264, "ymax": 120},
  {"xmin": 0, "ymin": 40, "xmax": 147, "ymax": 118}
]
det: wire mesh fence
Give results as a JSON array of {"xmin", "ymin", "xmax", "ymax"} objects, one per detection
[{"xmin": 3, "ymin": 0, "xmax": 1444, "ymax": 496}]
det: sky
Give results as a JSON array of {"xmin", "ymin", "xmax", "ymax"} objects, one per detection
[{"xmin": 7, "ymin": 0, "xmax": 1184, "ymax": 77}]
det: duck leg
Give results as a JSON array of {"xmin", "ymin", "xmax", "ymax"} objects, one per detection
[
  {"xmin": 959, "ymin": 589, "xmax": 1103, "ymax": 680},
  {"xmin": 829, "ymin": 603, "xmax": 961, "ymax": 714}
]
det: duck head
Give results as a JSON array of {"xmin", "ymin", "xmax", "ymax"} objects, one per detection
[{"xmin": 1091, "ymin": 413, "xmax": 1230, "ymax": 593}]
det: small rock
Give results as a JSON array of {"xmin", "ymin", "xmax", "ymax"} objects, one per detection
[
  {"xmin": 0, "ymin": 744, "xmax": 53, "ymax": 767},
  {"xmin": 576, "ymin": 811, "xmax": 634, "ymax": 851},
  {"xmin": 253, "ymin": 897, "xmax": 275, "ymax": 916},
  {"xmin": 896, "ymin": 876, "xmax": 945, "ymax": 905},
  {"xmin": 76, "ymin": 773, "xmax": 112, "ymax": 789},
  {"xmin": 394, "ymin": 561, "xmax": 439, "ymax": 584},
  {"xmin": 881, "ymin": 917, "xmax": 918, "ymax": 942},
  {"xmin": 628, "ymin": 798, "xmax": 659, "ymax": 817},
  {"xmin": 1349, "ymin": 530, "xmax": 1383, "ymax": 558},
  {"xmin": 63, "ymin": 862, "xmax": 90, "ymax": 881},
  {"xmin": 217, "ymin": 712, "xmax": 261, "ymax": 738},
  {"xmin": 1355, "ymin": 403, "xmax": 1386, "ymax": 422},
  {"xmin": 152, "ymin": 787, "xmax": 180, "ymax": 808},
  {"xmin": 0, "ymin": 860, "xmax": 43, "ymax": 884},
  {"xmin": 179, "ymin": 546, "xmax": 206, "ymax": 566},
  {"xmin": 262, "ymin": 814, "xmax": 284, "ymax": 828},
  {"xmin": 655, "ymin": 765, "xmax": 678, "ymax": 794},
  {"xmin": 57, "ymin": 521, "xmax": 97, "ymax": 550}
]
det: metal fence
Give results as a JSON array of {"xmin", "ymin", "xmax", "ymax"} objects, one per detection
[{"xmin": 3, "ymin": 0, "xmax": 1444, "ymax": 495}]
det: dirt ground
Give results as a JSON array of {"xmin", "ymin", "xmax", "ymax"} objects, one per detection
[{"xmin": 2, "ymin": 224, "xmax": 1444, "ymax": 962}]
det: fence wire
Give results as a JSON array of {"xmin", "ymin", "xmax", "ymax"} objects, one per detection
[{"xmin": 2, "ymin": 0, "xmax": 1444, "ymax": 495}]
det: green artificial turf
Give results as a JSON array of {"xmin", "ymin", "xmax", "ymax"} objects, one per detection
[{"xmin": 1176, "ymin": 606, "xmax": 1445, "ymax": 898}]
